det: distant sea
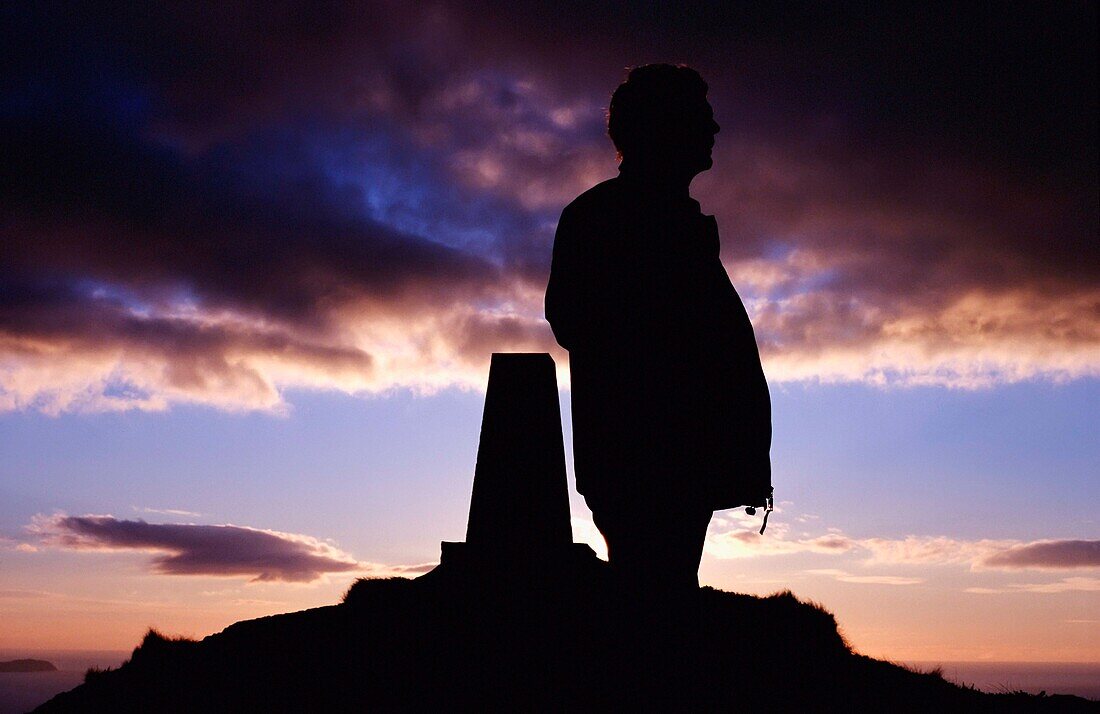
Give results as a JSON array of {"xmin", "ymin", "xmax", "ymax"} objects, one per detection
[
  {"xmin": 904, "ymin": 661, "xmax": 1100, "ymax": 701},
  {"xmin": 1, "ymin": 650, "xmax": 1096, "ymax": 710},
  {"xmin": 0, "ymin": 649, "xmax": 128, "ymax": 714}
]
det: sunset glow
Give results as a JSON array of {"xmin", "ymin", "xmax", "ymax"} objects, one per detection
[{"xmin": 2, "ymin": 2, "xmax": 1097, "ymax": 671}]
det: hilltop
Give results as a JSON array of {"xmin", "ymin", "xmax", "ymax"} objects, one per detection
[
  {"xmin": 35, "ymin": 564, "xmax": 1094, "ymax": 712},
  {"xmin": 32, "ymin": 354, "xmax": 1098, "ymax": 712}
]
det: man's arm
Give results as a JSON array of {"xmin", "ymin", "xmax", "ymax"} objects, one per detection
[
  {"xmin": 544, "ymin": 205, "xmax": 592, "ymax": 351},
  {"xmin": 545, "ymin": 198, "xmax": 653, "ymax": 353}
]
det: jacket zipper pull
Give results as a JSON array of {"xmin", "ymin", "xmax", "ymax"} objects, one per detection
[{"xmin": 758, "ymin": 494, "xmax": 774, "ymax": 535}]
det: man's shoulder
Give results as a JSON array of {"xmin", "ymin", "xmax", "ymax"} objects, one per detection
[{"xmin": 561, "ymin": 176, "xmax": 628, "ymax": 220}]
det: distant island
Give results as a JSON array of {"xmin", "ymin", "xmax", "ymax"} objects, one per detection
[{"xmin": 0, "ymin": 660, "xmax": 57, "ymax": 673}]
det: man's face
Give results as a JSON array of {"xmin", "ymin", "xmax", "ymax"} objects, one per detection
[
  {"xmin": 686, "ymin": 98, "xmax": 720, "ymax": 173},
  {"xmin": 656, "ymin": 96, "xmax": 720, "ymax": 177}
]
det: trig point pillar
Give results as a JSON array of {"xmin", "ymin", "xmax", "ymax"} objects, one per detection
[
  {"xmin": 439, "ymin": 353, "xmax": 596, "ymax": 573},
  {"xmin": 465, "ymin": 353, "xmax": 572, "ymax": 550}
]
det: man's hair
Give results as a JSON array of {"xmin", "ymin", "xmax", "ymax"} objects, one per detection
[{"xmin": 607, "ymin": 64, "xmax": 709, "ymax": 159}]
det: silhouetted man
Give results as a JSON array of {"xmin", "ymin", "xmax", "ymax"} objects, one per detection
[{"xmin": 545, "ymin": 65, "xmax": 772, "ymax": 592}]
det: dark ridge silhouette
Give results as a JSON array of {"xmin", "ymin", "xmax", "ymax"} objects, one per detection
[
  {"xmin": 32, "ymin": 577, "xmax": 1096, "ymax": 712},
  {"xmin": 0, "ymin": 659, "xmax": 56, "ymax": 673},
  {"xmin": 34, "ymin": 354, "xmax": 1095, "ymax": 712}
]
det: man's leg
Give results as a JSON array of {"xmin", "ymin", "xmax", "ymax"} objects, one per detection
[
  {"xmin": 589, "ymin": 495, "xmax": 712, "ymax": 592},
  {"xmin": 662, "ymin": 505, "xmax": 712, "ymax": 591}
]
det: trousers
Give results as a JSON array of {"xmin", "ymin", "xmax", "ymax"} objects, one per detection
[{"xmin": 586, "ymin": 492, "xmax": 713, "ymax": 591}]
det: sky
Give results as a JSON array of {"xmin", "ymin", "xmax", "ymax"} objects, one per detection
[{"xmin": 1, "ymin": 2, "xmax": 1097, "ymax": 662}]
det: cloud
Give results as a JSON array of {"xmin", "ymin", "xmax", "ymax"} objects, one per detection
[
  {"xmin": 979, "ymin": 540, "xmax": 1100, "ymax": 570},
  {"xmin": 965, "ymin": 578, "xmax": 1100, "ymax": 595},
  {"xmin": 703, "ymin": 135, "xmax": 1100, "ymax": 388},
  {"xmin": 30, "ymin": 514, "xmax": 361, "ymax": 583},
  {"xmin": 805, "ymin": 569, "xmax": 923, "ymax": 586},
  {"xmin": 860, "ymin": 537, "xmax": 1100, "ymax": 572},
  {"xmin": 706, "ymin": 524, "xmax": 1099, "ymax": 575},
  {"xmin": 710, "ymin": 522, "xmax": 1098, "ymax": 595},
  {"xmin": 705, "ymin": 523, "xmax": 857, "ymax": 559},
  {"xmin": 1, "ymin": 3, "xmax": 1095, "ymax": 412},
  {"xmin": 0, "ymin": 589, "xmax": 52, "ymax": 599},
  {"xmin": 857, "ymin": 536, "xmax": 1011, "ymax": 567},
  {"xmin": 135, "ymin": 507, "xmax": 203, "ymax": 518},
  {"xmin": 366, "ymin": 562, "xmax": 437, "ymax": 576},
  {"xmin": 0, "ymin": 536, "xmax": 37, "ymax": 553}
]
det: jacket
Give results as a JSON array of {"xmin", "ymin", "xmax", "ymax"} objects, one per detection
[{"xmin": 544, "ymin": 172, "xmax": 772, "ymax": 511}]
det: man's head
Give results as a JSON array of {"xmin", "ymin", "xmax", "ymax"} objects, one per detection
[{"xmin": 608, "ymin": 64, "xmax": 720, "ymax": 179}]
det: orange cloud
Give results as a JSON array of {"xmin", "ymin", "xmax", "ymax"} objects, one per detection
[
  {"xmin": 804, "ymin": 569, "xmax": 923, "ymax": 586},
  {"xmin": 706, "ymin": 522, "xmax": 1100, "ymax": 575}
]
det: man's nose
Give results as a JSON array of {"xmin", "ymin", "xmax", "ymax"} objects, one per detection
[{"xmin": 711, "ymin": 120, "xmax": 721, "ymax": 135}]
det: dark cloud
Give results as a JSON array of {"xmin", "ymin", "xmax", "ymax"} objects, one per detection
[
  {"xmin": 982, "ymin": 540, "xmax": 1100, "ymax": 571},
  {"xmin": 0, "ymin": 118, "xmax": 501, "ymax": 325},
  {"xmin": 1, "ymin": 2, "xmax": 1096, "ymax": 410},
  {"xmin": 33, "ymin": 515, "xmax": 360, "ymax": 582}
]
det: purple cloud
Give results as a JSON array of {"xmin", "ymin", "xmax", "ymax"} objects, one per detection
[
  {"xmin": 32, "ymin": 515, "xmax": 361, "ymax": 583},
  {"xmin": 981, "ymin": 540, "xmax": 1100, "ymax": 571},
  {"xmin": 1, "ymin": 3, "xmax": 1095, "ymax": 412}
]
